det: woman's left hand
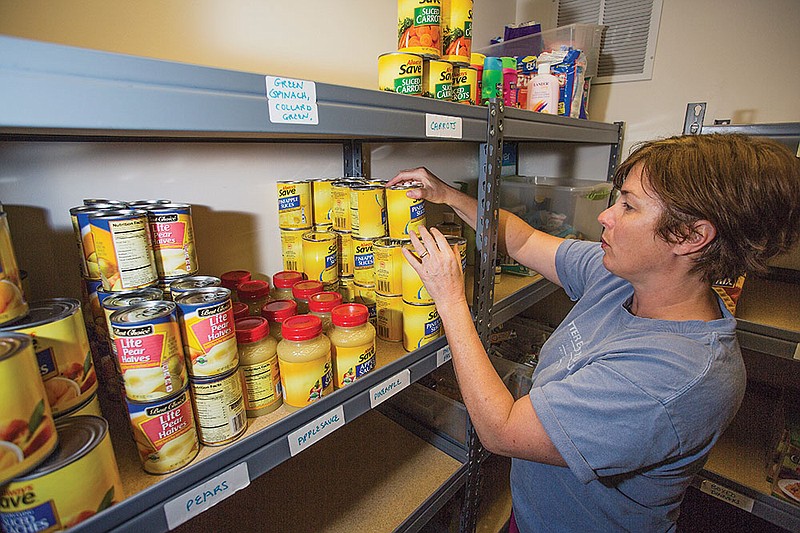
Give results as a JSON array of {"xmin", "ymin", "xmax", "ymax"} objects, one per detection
[{"xmin": 402, "ymin": 226, "xmax": 467, "ymax": 309}]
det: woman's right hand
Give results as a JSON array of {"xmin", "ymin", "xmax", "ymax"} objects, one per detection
[{"xmin": 386, "ymin": 167, "xmax": 454, "ymax": 205}]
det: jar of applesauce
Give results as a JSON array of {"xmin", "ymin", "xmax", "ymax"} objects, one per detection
[
  {"xmin": 271, "ymin": 270, "xmax": 304, "ymax": 301},
  {"xmin": 235, "ymin": 316, "xmax": 282, "ymax": 417},
  {"xmin": 277, "ymin": 315, "xmax": 333, "ymax": 409},
  {"xmin": 291, "ymin": 280, "xmax": 323, "ymax": 314},
  {"xmin": 237, "ymin": 279, "xmax": 271, "ymax": 315},
  {"xmin": 328, "ymin": 303, "xmax": 376, "ymax": 389},
  {"xmin": 308, "ymin": 291, "xmax": 343, "ymax": 334},
  {"xmin": 261, "ymin": 299, "xmax": 298, "ymax": 341}
]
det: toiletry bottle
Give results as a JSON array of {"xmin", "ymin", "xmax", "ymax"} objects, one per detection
[{"xmin": 527, "ymin": 63, "xmax": 559, "ymax": 114}]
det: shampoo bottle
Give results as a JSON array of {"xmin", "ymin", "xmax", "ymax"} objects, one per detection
[{"xmin": 527, "ymin": 63, "xmax": 559, "ymax": 114}]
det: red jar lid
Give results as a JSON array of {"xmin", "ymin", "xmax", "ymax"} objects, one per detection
[
  {"xmin": 232, "ymin": 301, "xmax": 249, "ymax": 320},
  {"xmin": 220, "ymin": 270, "xmax": 251, "ymax": 291},
  {"xmin": 281, "ymin": 314, "xmax": 322, "ymax": 341},
  {"xmin": 273, "ymin": 270, "xmax": 304, "ymax": 289},
  {"xmin": 292, "ymin": 280, "xmax": 324, "ymax": 300},
  {"xmin": 308, "ymin": 291, "xmax": 343, "ymax": 313},
  {"xmin": 331, "ymin": 303, "xmax": 369, "ymax": 327},
  {"xmin": 261, "ymin": 299, "xmax": 297, "ymax": 323},
  {"xmin": 237, "ymin": 279, "xmax": 270, "ymax": 301},
  {"xmin": 235, "ymin": 316, "xmax": 269, "ymax": 343}
]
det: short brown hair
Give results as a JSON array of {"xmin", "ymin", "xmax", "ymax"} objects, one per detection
[{"xmin": 613, "ymin": 134, "xmax": 800, "ymax": 282}]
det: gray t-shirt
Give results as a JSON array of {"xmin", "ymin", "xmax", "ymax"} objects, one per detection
[{"xmin": 510, "ymin": 239, "xmax": 745, "ymax": 532}]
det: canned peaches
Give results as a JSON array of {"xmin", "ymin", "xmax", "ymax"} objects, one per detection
[
  {"xmin": 0, "ymin": 416, "xmax": 123, "ymax": 530},
  {"xmin": 175, "ymin": 288, "xmax": 239, "ymax": 378},
  {"xmin": 423, "ymin": 59, "xmax": 453, "ymax": 100},
  {"xmin": 0, "ymin": 212, "xmax": 28, "ymax": 326},
  {"xmin": 386, "ymin": 184, "xmax": 426, "ymax": 239},
  {"xmin": 280, "ymin": 228, "xmax": 306, "ymax": 272},
  {"xmin": 144, "ymin": 203, "xmax": 199, "ymax": 278},
  {"xmin": 277, "ymin": 180, "xmax": 312, "ymax": 229},
  {"xmin": 0, "ymin": 334, "xmax": 58, "ymax": 486},
  {"xmin": 89, "ymin": 209, "xmax": 158, "ymax": 292},
  {"xmin": 378, "ymin": 52, "xmax": 423, "ymax": 96},
  {"xmin": 402, "ymin": 300, "xmax": 441, "ymax": 351},
  {"xmin": 302, "ymin": 231, "xmax": 338, "ymax": 285},
  {"xmin": 398, "ymin": 0, "xmax": 442, "ymax": 57},
  {"xmin": 350, "ymin": 185, "xmax": 387, "ymax": 239},
  {"xmin": 374, "ymin": 238, "xmax": 407, "ymax": 296},
  {"xmin": 441, "ymin": 0, "xmax": 473, "ymax": 64}
]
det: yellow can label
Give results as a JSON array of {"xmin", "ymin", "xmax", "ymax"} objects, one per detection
[
  {"xmin": 277, "ymin": 181, "xmax": 312, "ymax": 229},
  {"xmin": 302, "ymin": 231, "xmax": 338, "ymax": 285},
  {"xmin": 387, "ymin": 186, "xmax": 426, "ymax": 239},
  {"xmin": 336, "ymin": 231, "xmax": 354, "ymax": 277},
  {"xmin": 331, "ymin": 182, "xmax": 353, "ymax": 231},
  {"xmin": 311, "ymin": 179, "xmax": 335, "ymax": 227},
  {"xmin": 398, "ymin": 0, "xmax": 442, "ymax": 57},
  {"xmin": 178, "ymin": 299, "xmax": 239, "ymax": 377},
  {"xmin": 453, "ymin": 65, "xmax": 477, "ymax": 105},
  {"xmin": 280, "ymin": 228, "xmax": 306, "ymax": 272},
  {"xmin": 333, "ymin": 342, "xmax": 376, "ymax": 389},
  {"xmin": 0, "ymin": 340, "xmax": 57, "ymax": 484},
  {"xmin": 280, "ymin": 355, "xmax": 333, "ymax": 408},
  {"xmin": 353, "ymin": 284, "xmax": 378, "ymax": 326},
  {"xmin": 447, "ymin": 236, "xmax": 468, "ymax": 271},
  {"xmin": 423, "ymin": 59, "xmax": 453, "ymax": 100},
  {"xmin": 90, "ymin": 215, "xmax": 157, "ymax": 291},
  {"xmin": 441, "ymin": 0, "xmax": 473, "ymax": 64},
  {"xmin": 59, "ymin": 393, "xmax": 103, "ymax": 418},
  {"xmin": 402, "ymin": 301, "xmax": 441, "ymax": 351},
  {"xmin": 148, "ymin": 209, "xmax": 199, "ymax": 278},
  {"xmin": 378, "ymin": 52, "xmax": 423, "ymax": 95},
  {"xmin": 338, "ymin": 276, "xmax": 355, "ymax": 303},
  {"xmin": 191, "ymin": 370, "xmax": 247, "ymax": 446},
  {"xmin": 353, "ymin": 238, "xmax": 375, "ymax": 287},
  {"xmin": 350, "ymin": 186, "xmax": 387, "ymax": 239},
  {"xmin": 0, "ymin": 427, "xmax": 124, "ymax": 530},
  {"xmin": 0, "ymin": 214, "xmax": 28, "ymax": 326},
  {"xmin": 240, "ymin": 356, "xmax": 282, "ymax": 414},
  {"xmin": 374, "ymin": 238, "xmax": 406, "ymax": 296},
  {"xmin": 376, "ymin": 293, "xmax": 403, "ymax": 342},
  {"xmin": 401, "ymin": 245, "xmax": 433, "ymax": 304}
]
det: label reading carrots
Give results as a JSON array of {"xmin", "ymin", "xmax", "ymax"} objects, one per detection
[{"xmin": 398, "ymin": 0, "xmax": 442, "ymax": 57}]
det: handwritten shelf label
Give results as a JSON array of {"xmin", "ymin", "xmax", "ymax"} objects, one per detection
[
  {"xmin": 699, "ymin": 480, "xmax": 754, "ymax": 513},
  {"xmin": 425, "ymin": 113, "xmax": 463, "ymax": 139},
  {"xmin": 163, "ymin": 462, "xmax": 250, "ymax": 530},
  {"xmin": 436, "ymin": 345, "xmax": 452, "ymax": 367},
  {"xmin": 369, "ymin": 369, "xmax": 411, "ymax": 409},
  {"xmin": 287, "ymin": 405, "xmax": 345, "ymax": 456},
  {"xmin": 265, "ymin": 76, "xmax": 319, "ymax": 125}
]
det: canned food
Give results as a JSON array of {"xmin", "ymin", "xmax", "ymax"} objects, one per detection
[
  {"xmin": 54, "ymin": 391, "xmax": 103, "ymax": 419},
  {"xmin": 169, "ymin": 275, "xmax": 222, "ymax": 297},
  {"xmin": 302, "ymin": 231, "xmax": 338, "ymax": 285},
  {"xmin": 81, "ymin": 279, "xmax": 118, "ymax": 401},
  {"xmin": 335, "ymin": 230, "xmax": 354, "ymax": 278},
  {"xmin": 374, "ymin": 238, "xmax": 407, "ymax": 296},
  {"xmin": 338, "ymin": 276, "xmax": 355, "ymax": 303},
  {"xmin": 280, "ymin": 228, "xmax": 306, "ymax": 272},
  {"xmin": 353, "ymin": 283, "xmax": 377, "ymax": 326},
  {"xmin": 1, "ymin": 299, "xmax": 98, "ymax": 416},
  {"xmin": 386, "ymin": 184, "xmax": 426, "ymax": 239},
  {"xmin": 175, "ymin": 288, "xmax": 239, "ymax": 377},
  {"xmin": 441, "ymin": 0, "xmax": 473, "ymax": 64},
  {"xmin": 144, "ymin": 203, "xmax": 199, "ymax": 278},
  {"xmin": 353, "ymin": 237, "xmax": 376, "ymax": 287},
  {"xmin": 128, "ymin": 199, "xmax": 171, "ymax": 207},
  {"xmin": 83, "ymin": 198, "xmax": 128, "ymax": 207},
  {"xmin": 376, "ymin": 293, "xmax": 403, "ymax": 342},
  {"xmin": 310, "ymin": 178, "xmax": 336, "ymax": 227},
  {"xmin": 331, "ymin": 179, "xmax": 363, "ymax": 232},
  {"xmin": 401, "ymin": 244, "xmax": 434, "ymax": 304},
  {"xmin": 277, "ymin": 180, "xmax": 312, "ymax": 229},
  {"xmin": 402, "ymin": 300, "xmax": 441, "ymax": 351},
  {"xmin": 0, "ymin": 212, "xmax": 28, "ymax": 326},
  {"xmin": 422, "ymin": 59, "xmax": 453, "ymax": 100},
  {"xmin": 89, "ymin": 209, "xmax": 157, "ymax": 291},
  {"xmin": 126, "ymin": 388, "xmax": 200, "ymax": 474},
  {"xmin": 446, "ymin": 235, "xmax": 468, "ymax": 271},
  {"xmin": 453, "ymin": 65, "xmax": 478, "ymax": 105},
  {"xmin": 0, "ymin": 334, "xmax": 58, "ymax": 486},
  {"xmin": 398, "ymin": 0, "xmax": 442, "ymax": 57},
  {"xmin": 101, "ymin": 287, "xmax": 165, "ymax": 359},
  {"xmin": 0, "ymin": 416, "xmax": 123, "ymax": 530},
  {"xmin": 110, "ymin": 301, "xmax": 188, "ymax": 402},
  {"xmin": 156, "ymin": 277, "xmax": 181, "ymax": 300},
  {"xmin": 190, "ymin": 367, "xmax": 248, "ymax": 446},
  {"xmin": 350, "ymin": 185, "xmax": 387, "ymax": 239},
  {"xmin": 277, "ymin": 315, "xmax": 333, "ymax": 409},
  {"xmin": 69, "ymin": 205, "xmax": 116, "ymax": 281},
  {"xmin": 378, "ymin": 52, "xmax": 423, "ymax": 96}
]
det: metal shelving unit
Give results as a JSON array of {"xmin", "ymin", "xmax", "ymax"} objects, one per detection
[{"xmin": 0, "ymin": 35, "xmax": 623, "ymax": 533}]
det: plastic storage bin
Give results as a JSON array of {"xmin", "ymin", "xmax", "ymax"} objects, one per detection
[
  {"xmin": 477, "ymin": 23, "xmax": 605, "ymax": 78},
  {"xmin": 500, "ymin": 176, "xmax": 612, "ymax": 241}
]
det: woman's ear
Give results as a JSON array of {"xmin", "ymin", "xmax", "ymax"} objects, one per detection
[{"xmin": 676, "ymin": 220, "xmax": 717, "ymax": 255}]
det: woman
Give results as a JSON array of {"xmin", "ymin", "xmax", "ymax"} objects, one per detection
[{"xmin": 386, "ymin": 134, "xmax": 800, "ymax": 532}]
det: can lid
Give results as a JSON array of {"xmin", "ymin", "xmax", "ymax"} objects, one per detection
[
  {"xmin": 235, "ymin": 316, "xmax": 270, "ymax": 343},
  {"xmin": 170, "ymin": 276, "xmax": 221, "ymax": 292},
  {"xmin": 331, "ymin": 303, "xmax": 370, "ymax": 327},
  {"xmin": 281, "ymin": 314, "xmax": 322, "ymax": 340},
  {"xmin": 232, "ymin": 301, "xmax": 250, "ymax": 320},
  {"xmin": 308, "ymin": 291, "xmax": 343, "ymax": 313},
  {"xmin": 0, "ymin": 333, "xmax": 31, "ymax": 362},
  {"xmin": 261, "ymin": 299, "xmax": 297, "ymax": 322},
  {"xmin": 292, "ymin": 280, "xmax": 324, "ymax": 300},
  {"xmin": 237, "ymin": 280, "xmax": 271, "ymax": 301},
  {"xmin": 0, "ymin": 298, "xmax": 79, "ymax": 330},
  {"xmin": 273, "ymin": 271, "xmax": 304, "ymax": 289},
  {"xmin": 220, "ymin": 270, "xmax": 252, "ymax": 291}
]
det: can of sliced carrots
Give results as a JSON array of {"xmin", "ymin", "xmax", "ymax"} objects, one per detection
[
  {"xmin": 441, "ymin": 0, "xmax": 473, "ymax": 64},
  {"xmin": 398, "ymin": 0, "xmax": 442, "ymax": 58}
]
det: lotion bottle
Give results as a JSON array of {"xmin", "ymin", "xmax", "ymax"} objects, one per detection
[{"xmin": 527, "ymin": 63, "xmax": 559, "ymax": 114}]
